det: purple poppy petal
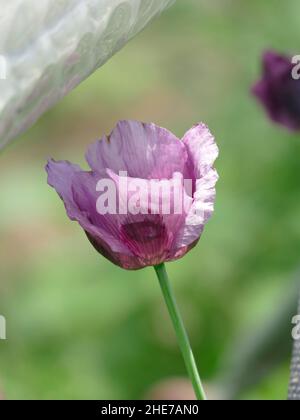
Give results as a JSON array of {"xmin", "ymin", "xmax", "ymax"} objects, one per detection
[
  {"xmin": 46, "ymin": 160, "xmax": 140, "ymax": 269},
  {"xmin": 46, "ymin": 159, "xmax": 110, "ymax": 242},
  {"xmin": 262, "ymin": 51, "xmax": 289, "ymax": 75},
  {"xmin": 46, "ymin": 159, "xmax": 83, "ymax": 220},
  {"xmin": 182, "ymin": 123, "xmax": 219, "ymax": 179},
  {"xmin": 173, "ymin": 124, "xmax": 219, "ymax": 249},
  {"xmin": 85, "ymin": 231, "xmax": 144, "ymax": 270},
  {"xmin": 174, "ymin": 168, "xmax": 218, "ymax": 249},
  {"xmin": 86, "ymin": 120, "xmax": 189, "ymax": 179},
  {"xmin": 252, "ymin": 50, "xmax": 300, "ymax": 131},
  {"xmin": 106, "ymin": 170, "xmax": 191, "ymax": 266},
  {"xmin": 71, "ymin": 170, "xmax": 136, "ymax": 255}
]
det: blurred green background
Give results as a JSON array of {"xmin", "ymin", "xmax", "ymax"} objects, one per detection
[{"xmin": 1, "ymin": 0, "xmax": 300, "ymax": 400}]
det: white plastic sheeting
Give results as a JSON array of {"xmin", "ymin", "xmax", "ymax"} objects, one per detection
[{"xmin": 0, "ymin": 0, "xmax": 175, "ymax": 149}]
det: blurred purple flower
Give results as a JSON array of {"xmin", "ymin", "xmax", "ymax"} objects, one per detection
[
  {"xmin": 252, "ymin": 50, "xmax": 300, "ymax": 131},
  {"xmin": 46, "ymin": 120, "xmax": 218, "ymax": 270}
]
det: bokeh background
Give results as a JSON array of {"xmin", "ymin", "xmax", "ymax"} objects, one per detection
[{"xmin": 1, "ymin": 0, "xmax": 300, "ymax": 400}]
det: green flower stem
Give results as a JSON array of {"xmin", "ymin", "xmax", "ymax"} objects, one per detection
[{"xmin": 154, "ymin": 263, "xmax": 207, "ymax": 401}]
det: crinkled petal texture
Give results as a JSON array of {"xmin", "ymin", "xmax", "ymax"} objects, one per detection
[
  {"xmin": 252, "ymin": 50, "xmax": 300, "ymax": 131},
  {"xmin": 46, "ymin": 120, "xmax": 218, "ymax": 270}
]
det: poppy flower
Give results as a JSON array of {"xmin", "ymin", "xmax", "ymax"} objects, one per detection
[
  {"xmin": 46, "ymin": 120, "xmax": 218, "ymax": 270},
  {"xmin": 252, "ymin": 50, "xmax": 300, "ymax": 131},
  {"xmin": 46, "ymin": 120, "xmax": 218, "ymax": 400}
]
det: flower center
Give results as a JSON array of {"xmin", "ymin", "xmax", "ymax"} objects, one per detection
[
  {"xmin": 120, "ymin": 217, "xmax": 172, "ymax": 266},
  {"xmin": 121, "ymin": 220, "xmax": 166, "ymax": 244}
]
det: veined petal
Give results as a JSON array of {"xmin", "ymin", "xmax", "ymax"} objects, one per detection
[
  {"xmin": 46, "ymin": 160, "xmax": 135, "ymax": 263},
  {"xmin": 71, "ymin": 170, "xmax": 134, "ymax": 255},
  {"xmin": 174, "ymin": 168, "xmax": 218, "ymax": 249},
  {"xmin": 174, "ymin": 123, "xmax": 219, "ymax": 250},
  {"xmin": 46, "ymin": 158, "xmax": 83, "ymax": 221},
  {"xmin": 182, "ymin": 123, "xmax": 219, "ymax": 179},
  {"xmin": 86, "ymin": 120, "xmax": 189, "ymax": 179}
]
